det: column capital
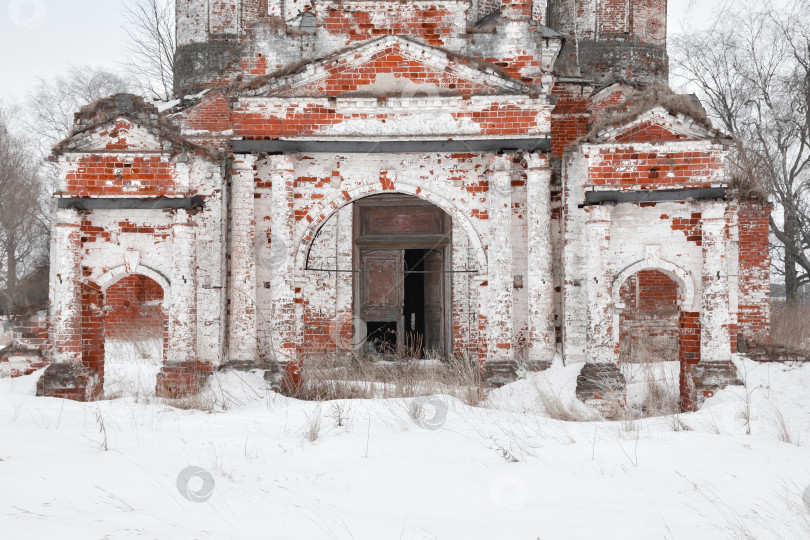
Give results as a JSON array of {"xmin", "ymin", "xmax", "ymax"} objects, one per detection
[
  {"xmin": 232, "ymin": 153, "xmax": 258, "ymax": 171},
  {"xmin": 701, "ymin": 200, "xmax": 728, "ymax": 222},
  {"xmin": 55, "ymin": 207, "xmax": 82, "ymax": 226},
  {"xmin": 524, "ymin": 152, "xmax": 550, "ymax": 171},
  {"xmin": 171, "ymin": 208, "xmax": 194, "ymax": 226},
  {"xmin": 488, "ymin": 153, "xmax": 515, "ymax": 171},
  {"xmin": 586, "ymin": 204, "xmax": 613, "ymax": 224},
  {"xmin": 267, "ymin": 153, "xmax": 295, "ymax": 172}
]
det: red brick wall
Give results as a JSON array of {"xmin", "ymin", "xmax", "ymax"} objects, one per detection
[
  {"xmin": 587, "ymin": 147, "xmax": 723, "ymax": 190},
  {"xmin": 601, "ymin": 0, "xmax": 629, "ymax": 34},
  {"xmin": 319, "ymin": 5, "xmax": 461, "ymax": 47},
  {"xmin": 737, "ymin": 201, "xmax": 771, "ymax": 341},
  {"xmin": 551, "ymin": 82, "xmax": 591, "ymax": 159},
  {"xmin": 81, "ymin": 282, "xmax": 105, "ymax": 399},
  {"xmin": 65, "ymin": 155, "xmax": 181, "ymax": 197},
  {"xmin": 233, "ymin": 101, "xmax": 546, "ymax": 138},
  {"xmin": 678, "ymin": 310, "xmax": 701, "ymax": 410},
  {"xmin": 273, "ymin": 49, "xmax": 494, "ymax": 98},
  {"xmin": 104, "ymin": 275, "xmax": 165, "ymax": 340},
  {"xmin": 630, "ymin": 0, "xmax": 667, "ymax": 46},
  {"xmin": 619, "ymin": 270, "xmax": 680, "ymax": 362}
]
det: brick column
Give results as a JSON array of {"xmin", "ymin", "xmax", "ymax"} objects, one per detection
[
  {"xmin": 38, "ymin": 208, "xmax": 99, "ymax": 401},
  {"xmin": 687, "ymin": 201, "xmax": 741, "ymax": 408},
  {"xmin": 228, "ymin": 153, "xmax": 258, "ymax": 365},
  {"xmin": 157, "ymin": 209, "xmax": 203, "ymax": 398},
  {"xmin": 483, "ymin": 154, "xmax": 516, "ymax": 386},
  {"xmin": 268, "ymin": 154, "xmax": 299, "ymax": 390},
  {"xmin": 577, "ymin": 204, "xmax": 626, "ymax": 409},
  {"xmin": 51, "ymin": 209, "xmax": 83, "ymax": 365},
  {"xmin": 700, "ymin": 202, "xmax": 732, "ymax": 362},
  {"xmin": 525, "ymin": 153, "xmax": 555, "ymax": 369}
]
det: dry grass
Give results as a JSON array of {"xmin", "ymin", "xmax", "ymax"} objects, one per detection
[
  {"xmin": 287, "ymin": 352, "xmax": 486, "ymax": 407},
  {"xmin": 532, "ymin": 379, "xmax": 599, "ymax": 422},
  {"xmin": 639, "ymin": 367, "xmax": 681, "ymax": 417},
  {"xmin": 620, "ymin": 334, "xmax": 676, "ymax": 364},
  {"xmin": 767, "ymin": 403, "xmax": 801, "ymax": 445},
  {"xmin": 770, "ymin": 300, "xmax": 810, "ymax": 351}
]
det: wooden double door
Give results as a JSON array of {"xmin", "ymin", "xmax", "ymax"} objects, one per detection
[{"xmin": 353, "ymin": 195, "xmax": 451, "ymax": 357}]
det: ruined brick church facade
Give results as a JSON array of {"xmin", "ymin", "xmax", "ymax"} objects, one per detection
[{"xmin": 39, "ymin": 0, "xmax": 771, "ymax": 410}]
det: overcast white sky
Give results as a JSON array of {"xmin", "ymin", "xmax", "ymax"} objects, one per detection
[{"xmin": 0, "ymin": 0, "xmax": 727, "ymax": 104}]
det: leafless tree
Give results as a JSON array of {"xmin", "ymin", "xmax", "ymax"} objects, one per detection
[
  {"xmin": 121, "ymin": 0, "xmax": 176, "ymax": 102},
  {"xmin": 671, "ymin": 0, "xmax": 810, "ymax": 301},
  {"xmin": 0, "ymin": 105, "xmax": 48, "ymax": 313},
  {"xmin": 27, "ymin": 65, "xmax": 129, "ymax": 153}
]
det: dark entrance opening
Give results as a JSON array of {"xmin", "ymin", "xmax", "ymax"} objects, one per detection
[
  {"xmin": 404, "ymin": 249, "xmax": 427, "ymax": 356},
  {"xmin": 367, "ymin": 321, "xmax": 398, "ymax": 353},
  {"xmin": 354, "ymin": 194, "xmax": 451, "ymax": 358}
]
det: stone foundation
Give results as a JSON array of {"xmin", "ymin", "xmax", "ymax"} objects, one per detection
[
  {"xmin": 36, "ymin": 363, "xmax": 101, "ymax": 402},
  {"xmin": 681, "ymin": 360, "xmax": 742, "ymax": 412},
  {"xmin": 483, "ymin": 359, "xmax": 518, "ymax": 387},
  {"xmin": 0, "ymin": 311, "xmax": 50, "ymax": 378},
  {"xmin": 575, "ymin": 362, "xmax": 627, "ymax": 410},
  {"xmin": 156, "ymin": 362, "xmax": 212, "ymax": 399}
]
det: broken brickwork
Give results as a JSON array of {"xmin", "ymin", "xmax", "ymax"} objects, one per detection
[{"xmin": 41, "ymin": 0, "xmax": 769, "ymax": 411}]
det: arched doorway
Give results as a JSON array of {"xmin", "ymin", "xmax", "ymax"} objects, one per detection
[
  {"xmin": 101, "ymin": 274, "xmax": 167, "ymax": 397},
  {"xmin": 352, "ymin": 194, "xmax": 452, "ymax": 358},
  {"xmin": 617, "ymin": 269, "xmax": 680, "ymax": 362}
]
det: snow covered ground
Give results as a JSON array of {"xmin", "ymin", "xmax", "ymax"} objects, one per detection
[{"xmin": 1, "ymin": 357, "xmax": 809, "ymax": 539}]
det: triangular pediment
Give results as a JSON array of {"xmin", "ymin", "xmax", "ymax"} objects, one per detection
[
  {"xmin": 53, "ymin": 116, "xmax": 195, "ymax": 157},
  {"xmin": 593, "ymin": 106, "xmax": 722, "ymax": 144},
  {"xmin": 245, "ymin": 36, "xmax": 534, "ymax": 98}
]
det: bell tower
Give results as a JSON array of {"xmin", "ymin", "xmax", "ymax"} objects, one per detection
[
  {"xmin": 547, "ymin": 0, "xmax": 668, "ymax": 86},
  {"xmin": 174, "ymin": 0, "xmax": 266, "ymax": 96}
]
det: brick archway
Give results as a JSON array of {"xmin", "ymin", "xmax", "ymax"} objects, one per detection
[
  {"xmin": 291, "ymin": 180, "xmax": 488, "ymax": 276},
  {"xmin": 612, "ymin": 254, "xmax": 695, "ymax": 311},
  {"xmin": 611, "ymin": 256, "xmax": 702, "ymax": 409},
  {"xmin": 616, "ymin": 269, "xmax": 680, "ymax": 362},
  {"xmin": 81, "ymin": 272, "xmax": 168, "ymax": 398}
]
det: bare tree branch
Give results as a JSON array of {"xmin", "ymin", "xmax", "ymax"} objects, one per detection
[
  {"xmin": 671, "ymin": 0, "xmax": 810, "ymax": 301},
  {"xmin": 121, "ymin": 0, "xmax": 176, "ymax": 102}
]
